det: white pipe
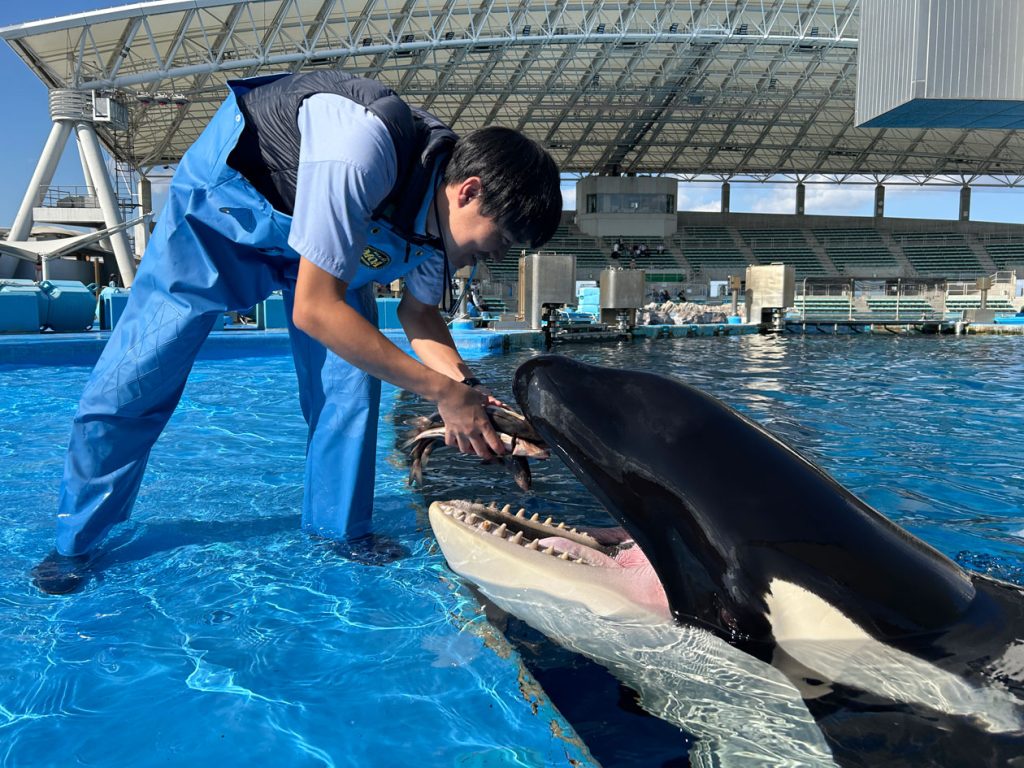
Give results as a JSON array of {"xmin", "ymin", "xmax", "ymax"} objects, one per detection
[
  {"xmin": 9, "ymin": 120, "xmax": 73, "ymax": 242},
  {"xmin": 135, "ymin": 175, "xmax": 152, "ymax": 258},
  {"xmin": 76, "ymin": 121, "xmax": 136, "ymax": 286}
]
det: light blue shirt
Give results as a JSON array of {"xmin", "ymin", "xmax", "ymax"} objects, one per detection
[{"xmin": 287, "ymin": 93, "xmax": 446, "ymax": 305}]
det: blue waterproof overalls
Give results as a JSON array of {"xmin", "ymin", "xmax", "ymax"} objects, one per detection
[{"xmin": 55, "ymin": 80, "xmax": 445, "ymax": 556}]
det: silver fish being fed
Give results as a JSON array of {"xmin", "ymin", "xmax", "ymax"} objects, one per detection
[{"xmin": 401, "ymin": 405, "xmax": 549, "ymax": 491}]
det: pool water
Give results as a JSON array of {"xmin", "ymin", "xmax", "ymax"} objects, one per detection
[
  {"xmin": 402, "ymin": 334, "xmax": 1024, "ymax": 766},
  {"xmin": 0, "ymin": 346, "xmax": 590, "ymax": 767},
  {"xmin": 2, "ymin": 333, "xmax": 1023, "ymax": 766}
]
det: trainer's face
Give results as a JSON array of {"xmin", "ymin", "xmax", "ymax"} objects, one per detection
[{"xmin": 441, "ymin": 177, "xmax": 514, "ymax": 270}]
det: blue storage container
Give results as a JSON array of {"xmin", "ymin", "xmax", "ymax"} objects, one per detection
[
  {"xmin": 256, "ymin": 293, "xmax": 288, "ymax": 329},
  {"xmin": 99, "ymin": 286, "xmax": 131, "ymax": 330},
  {"xmin": 376, "ymin": 297, "xmax": 401, "ymax": 330},
  {"xmin": 38, "ymin": 280, "xmax": 95, "ymax": 332},
  {"xmin": 0, "ymin": 281, "xmax": 42, "ymax": 333}
]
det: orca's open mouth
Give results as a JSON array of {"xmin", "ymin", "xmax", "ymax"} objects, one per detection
[{"xmin": 428, "ymin": 499, "xmax": 632, "ymax": 566}]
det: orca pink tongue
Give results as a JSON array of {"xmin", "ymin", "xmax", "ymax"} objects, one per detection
[
  {"xmin": 536, "ymin": 536, "xmax": 669, "ymax": 613},
  {"xmin": 536, "ymin": 537, "xmax": 654, "ymax": 570},
  {"xmin": 536, "ymin": 537, "xmax": 622, "ymax": 567}
]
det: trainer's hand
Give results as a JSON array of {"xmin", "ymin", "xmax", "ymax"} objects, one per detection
[
  {"xmin": 472, "ymin": 385, "xmax": 506, "ymax": 408},
  {"xmin": 437, "ymin": 381, "xmax": 506, "ymax": 458}
]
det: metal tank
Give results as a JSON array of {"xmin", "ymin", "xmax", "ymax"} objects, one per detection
[
  {"xmin": 519, "ymin": 252, "xmax": 576, "ymax": 329},
  {"xmin": 599, "ymin": 268, "xmax": 645, "ymax": 328}
]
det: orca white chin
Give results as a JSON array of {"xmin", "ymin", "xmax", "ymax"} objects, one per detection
[{"xmin": 428, "ymin": 499, "xmax": 671, "ymax": 624}]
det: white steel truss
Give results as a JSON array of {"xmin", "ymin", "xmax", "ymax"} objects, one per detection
[{"xmin": 2, "ymin": 0, "xmax": 1024, "ymax": 184}]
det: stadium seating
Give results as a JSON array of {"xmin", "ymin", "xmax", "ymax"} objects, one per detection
[
  {"xmin": 740, "ymin": 228, "xmax": 827, "ymax": 277},
  {"xmin": 982, "ymin": 240, "xmax": 1024, "ymax": 271},
  {"xmin": 865, "ymin": 296, "xmax": 940, "ymax": 319},
  {"xmin": 943, "ymin": 296, "xmax": 1017, "ymax": 315},
  {"xmin": 674, "ymin": 226, "xmax": 748, "ymax": 276},
  {"xmin": 889, "ymin": 232, "xmax": 981, "ymax": 276},
  {"xmin": 812, "ymin": 228, "xmax": 900, "ymax": 275},
  {"xmin": 793, "ymin": 295, "xmax": 856, "ymax": 318},
  {"xmin": 480, "ymin": 214, "xmax": 1022, "ymax": 307}
]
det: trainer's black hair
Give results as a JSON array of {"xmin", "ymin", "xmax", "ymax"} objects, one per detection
[{"xmin": 442, "ymin": 126, "xmax": 562, "ymax": 248}]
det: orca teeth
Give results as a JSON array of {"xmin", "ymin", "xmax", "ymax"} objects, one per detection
[{"xmin": 441, "ymin": 500, "xmax": 600, "ymax": 561}]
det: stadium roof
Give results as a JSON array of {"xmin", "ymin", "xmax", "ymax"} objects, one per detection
[{"xmin": 3, "ymin": 0, "xmax": 1024, "ymax": 185}]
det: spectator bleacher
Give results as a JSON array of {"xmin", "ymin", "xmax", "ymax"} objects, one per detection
[
  {"xmin": 944, "ymin": 296, "xmax": 1017, "ymax": 315},
  {"xmin": 475, "ymin": 213, "xmax": 1022, "ymax": 311},
  {"xmin": 981, "ymin": 239, "xmax": 1024, "ymax": 271},
  {"xmin": 864, "ymin": 295, "xmax": 940, "ymax": 319},
  {"xmin": 812, "ymin": 228, "xmax": 900, "ymax": 275},
  {"xmin": 603, "ymin": 237, "xmax": 679, "ymax": 271},
  {"xmin": 741, "ymin": 228, "xmax": 826, "ymax": 277},
  {"xmin": 889, "ymin": 232, "xmax": 981, "ymax": 276},
  {"xmin": 674, "ymin": 225, "xmax": 747, "ymax": 277}
]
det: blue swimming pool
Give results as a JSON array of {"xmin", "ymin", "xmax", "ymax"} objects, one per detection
[{"xmin": 2, "ymin": 333, "xmax": 1022, "ymax": 766}]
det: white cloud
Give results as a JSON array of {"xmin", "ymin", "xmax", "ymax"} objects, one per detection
[
  {"xmin": 733, "ymin": 184, "xmax": 795, "ymax": 214},
  {"xmin": 676, "ymin": 183, "xmax": 721, "ymax": 212},
  {"xmin": 560, "ymin": 184, "xmax": 576, "ymax": 210},
  {"xmin": 804, "ymin": 185, "xmax": 874, "ymax": 216}
]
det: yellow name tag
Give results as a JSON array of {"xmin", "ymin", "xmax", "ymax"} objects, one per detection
[{"xmin": 360, "ymin": 246, "xmax": 391, "ymax": 270}]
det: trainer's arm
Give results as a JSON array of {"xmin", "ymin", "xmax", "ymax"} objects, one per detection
[
  {"xmin": 291, "ymin": 257, "xmax": 504, "ymax": 457},
  {"xmin": 397, "ymin": 290, "xmax": 475, "ymax": 383}
]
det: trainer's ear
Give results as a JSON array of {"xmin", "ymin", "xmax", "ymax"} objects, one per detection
[{"xmin": 456, "ymin": 176, "xmax": 484, "ymax": 207}]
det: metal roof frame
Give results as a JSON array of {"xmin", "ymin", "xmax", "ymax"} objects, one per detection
[{"xmin": 3, "ymin": 0, "xmax": 1024, "ymax": 185}]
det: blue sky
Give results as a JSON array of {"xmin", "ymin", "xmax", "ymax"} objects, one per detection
[{"xmin": 3, "ymin": 1, "xmax": 1023, "ymax": 227}]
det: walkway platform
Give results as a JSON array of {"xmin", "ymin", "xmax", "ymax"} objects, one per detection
[{"xmin": 0, "ymin": 326, "xmax": 551, "ymax": 366}]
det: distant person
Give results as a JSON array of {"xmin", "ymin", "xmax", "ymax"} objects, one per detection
[
  {"xmin": 657, "ymin": 243, "xmax": 665, "ymax": 257},
  {"xmin": 676, "ymin": 289, "xmax": 686, "ymax": 302},
  {"xmin": 628, "ymin": 258, "xmax": 637, "ymax": 269},
  {"xmin": 659, "ymin": 289, "xmax": 670, "ymax": 303}
]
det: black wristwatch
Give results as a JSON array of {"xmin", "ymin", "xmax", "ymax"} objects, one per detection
[{"xmin": 460, "ymin": 376, "xmax": 483, "ymax": 388}]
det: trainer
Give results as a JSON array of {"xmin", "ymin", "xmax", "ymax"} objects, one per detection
[{"xmin": 34, "ymin": 71, "xmax": 561, "ymax": 593}]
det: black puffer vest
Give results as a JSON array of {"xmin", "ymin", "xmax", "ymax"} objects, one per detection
[{"xmin": 227, "ymin": 72, "xmax": 456, "ymax": 244}]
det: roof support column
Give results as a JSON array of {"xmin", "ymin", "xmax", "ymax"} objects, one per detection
[
  {"xmin": 721, "ymin": 181, "xmax": 731, "ymax": 214},
  {"xmin": 9, "ymin": 120, "xmax": 74, "ymax": 243},
  {"xmin": 75, "ymin": 121, "xmax": 136, "ymax": 286},
  {"xmin": 874, "ymin": 184, "xmax": 885, "ymax": 218},
  {"xmin": 136, "ymin": 176, "xmax": 152, "ymax": 258},
  {"xmin": 7, "ymin": 89, "xmax": 136, "ymax": 286},
  {"xmin": 796, "ymin": 182, "xmax": 806, "ymax": 216},
  {"xmin": 959, "ymin": 185, "xmax": 971, "ymax": 221}
]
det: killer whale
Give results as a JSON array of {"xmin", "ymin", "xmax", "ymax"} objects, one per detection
[{"xmin": 429, "ymin": 354, "xmax": 1024, "ymax": 766}]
